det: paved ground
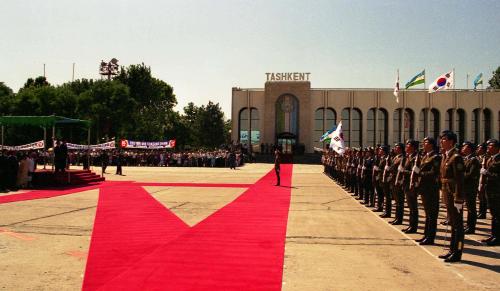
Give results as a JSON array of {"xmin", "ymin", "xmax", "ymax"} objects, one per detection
[{"xmin": 0, "ymin": 164, "xmax": 498, "ymax": 290}]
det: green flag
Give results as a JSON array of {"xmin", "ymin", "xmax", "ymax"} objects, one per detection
[{"xmin": 405, "ymin": 70, "xmax": 425, "ymax": 89}]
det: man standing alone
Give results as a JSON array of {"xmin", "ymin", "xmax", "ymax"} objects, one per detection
[{"xmin": 274, "ymin": 148, "xmax": 281, "ymax": 186}]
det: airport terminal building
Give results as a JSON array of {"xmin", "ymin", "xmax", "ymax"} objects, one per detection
[{"xmin": 232, "ymin": 73, "xmax": 500, "ymax": 154}]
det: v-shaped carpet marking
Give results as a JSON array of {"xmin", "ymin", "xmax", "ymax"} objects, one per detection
[{"xmin": 83, "ymin": 165, "xmax": 293, "ymax": 291}]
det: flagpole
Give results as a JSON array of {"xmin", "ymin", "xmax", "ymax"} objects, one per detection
[
  {"xmin": 453, "ymin": 68, "xmax": 455, "ymax": 89},
  {"xmin": 423, "ymin": 69, "xmax": 426, "ymax": 89},
  {"xmin": 466, "ymin": 73, "xmax": 469, "ymax": 90}
]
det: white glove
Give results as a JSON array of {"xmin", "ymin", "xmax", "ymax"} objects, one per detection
[
  {"xmin": 398, "ymin": 165, "xmax": 404, "ymax": 172},
  {"xmin": 362, "ymin": 166, "xmax": 366, "ymax": 170},
  {"xmin": 373, "ymin": 166, "xmax": 379, "ymax": 171},
  {"xmin": 454, "ymin": 202, "xmax": 463, "ymax": 212},
  {"xmin": 412, "ymin": 166, "xmax": 420, "ymax": 174},
  {"xmin": 480, "ymin": 168, "xmax": 489, "ymax": 175},
  {"xmin": 384, "ymin": 166, "xmax": 390, "ymax": 171}
]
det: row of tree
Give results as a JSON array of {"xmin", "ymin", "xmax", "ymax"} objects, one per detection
[{"xmin": 0, "ymin": 64, "xmax": 230, "ymax": 149}]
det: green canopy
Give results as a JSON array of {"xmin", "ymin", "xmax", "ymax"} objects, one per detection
[{"xmin": 0, "ymin": 116, "xmax": 90, "ymax": 128}]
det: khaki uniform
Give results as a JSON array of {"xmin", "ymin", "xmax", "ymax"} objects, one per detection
[
  {"xmin": 463, "ymin": 155, "xmax": 480, "ymax": 231},
  {"xmin": 485, "ymin": 153, "xmax": 500, "ymax": 240},
  {"xmin": 390, "ymin": 154, "xmax": 405, "ymax": 223},
  {"xmin": 440, "ymin": 148, "xmax": 465, "ymax": 255},
  {"xmin": 416, "ymin": 151, "xmax": 441, "ymax": 241}
]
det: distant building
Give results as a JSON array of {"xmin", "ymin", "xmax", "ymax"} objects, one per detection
[{"xmin": 232, "ymin": 77, "xmax": 499, "ymax": 154}]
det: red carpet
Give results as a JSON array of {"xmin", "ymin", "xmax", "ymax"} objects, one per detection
[
  {"xmin": 83, "ymin": 165, "xmax": 293, "ymax": 290},
  {"xmin": 136, "ymin": 182, "xmax": 252, "ymax": 188},
  {"xmin": 0, "ymin": 181, "xmax": 126, "ymax": 204}
]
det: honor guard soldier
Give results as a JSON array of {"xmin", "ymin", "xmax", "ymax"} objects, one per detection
[
  {"xmin": 438, "ymin": 130, "xmax": 465, "ymax": 262},
  {"xmin": 402, "ymin": 139, "xmax": 419, "ymax": 233},
  {"xmin": 362, "ymin": 148, "xmax": 375, "ymax": 206},
  {"xmin": 374, "ymin": 145, "xmax": 389, "ymax": 213},
  {"xmin": 389, "ymin": 143, "xmax": 405, "ymax": 225},
  {"xmin": 476, "ymin": 143, "xmax": 489, "ymax": 219},
  {"xmin": 481, "ymin": 139, "xmax": 500, "ymax": 246},
  {"xmin": 381, "ymin": 145, "xmax": 393, "ymax": 218},
  {"xmin": 414, "ymin": 137, "xmax": 441, "ymax": 245},
  {"xmin": 461, "ymin": 141, "xmax": 480, "ymax": 234}
]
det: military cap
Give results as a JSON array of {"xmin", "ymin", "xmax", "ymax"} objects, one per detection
[
  {"xmin": 486, "ymin": 139, "xmax": 499, "ymax": 147},
  {"xmin": 439, "ymin": 130, "xmax": 457, "ymax": 143},
  {"xmin": 477, "ymin": 143, "xmax": 487, "ymax": 151},
  {"xmin": 380, "ymin": 145, "xmax": 390, "ymax": 154},
  {"xmin": 406, "ymin": 139, "xmax": 419, "ymax": 149},
  {"xmin": 462, "ymin": 141, "xmax": 476, "ymax": 151},
  {"xmin": 394, "ymin": 142, "xmax": 404, "ymax": 149},
  {"xmin": 423, "ymin": 136, "xmax": 437, "ymax": 147}
]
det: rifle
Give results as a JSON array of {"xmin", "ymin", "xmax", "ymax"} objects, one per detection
[
  {"xmin": 478, "ymin": 155, "xmax": 487, "ymax": 193},
  {"xmin": 410, "ymin": 150, "xmax": 422, "ymax": 191}
]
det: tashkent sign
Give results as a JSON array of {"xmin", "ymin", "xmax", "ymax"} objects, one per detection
[{"xmin": 266, "ymin": 72, "xmax": 311, "ymax": 82}]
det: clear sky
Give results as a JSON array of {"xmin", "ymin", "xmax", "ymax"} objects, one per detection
[{"xmin": 1, "ymin": 0, "xmax": 499, "ymax": 118}]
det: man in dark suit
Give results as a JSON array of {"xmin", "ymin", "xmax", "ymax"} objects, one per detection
[{"xmin": 274, "ymin": 148, "xmax": 281, "ymax": 186}]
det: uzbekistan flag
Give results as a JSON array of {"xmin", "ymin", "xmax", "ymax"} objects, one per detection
[
  {"xmin": 473, "ymin": 73, "xmax": 483, "ymax": 89},
  {"xmin": 429, "ymin": 71, "xmax": 454, "ymax": 93},
  {"xmin": 319, "ymin": 125, "xmax": 337, "ymax": 142},
  {"xmin": 405, "ymin": 70, "xmax": 425, "ymax": 89}
]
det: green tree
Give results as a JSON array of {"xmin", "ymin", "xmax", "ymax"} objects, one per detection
[
  {"xmin": 115, "ymin": 64, "xmax": 177, "ymax": 140},
  {"xmin": 194, "ymin": 101, "xmax": 226, "ymax": 148},
  {"xmin": 488, "ymin": 66, "xmax": 500, "ymax": 89},
  {"xmin": 0, "ymin": 82, "xmax": 14, "ymax": 115}
]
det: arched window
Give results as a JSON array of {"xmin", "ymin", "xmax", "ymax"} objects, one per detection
[
  {"xmin": 314, "ymin": 108, "xmax": 324, "ymax": 148},
  {"xmin": 313, "ymin": 107, "xmax": 337, "ymax": 148},
  {"xmin": 430, "ymin": 109, "xmax": 440, "ymax": 140},
  {"xmin": 326, "ymin": 108, "xmax": 336, "ymax": 130},
  {"xmin": 483, "ymin": 108, "xmax": 492, "ymax": 140},
  {"xmin": 403, "ymin": 109, "xmax": 415, "ymax": 140},
  {"xmin": 351, "ymin": 108, "xmax": 362, "ymax": 147},
  {"xmin": 456, "ymin": 109, "xmax": 466, "ymax": 144},
  {"xmin": 393, "ymin": 109, "xmax": 401, "ymax": 144},
  {"xmin": 239, "ymin": 108, "xmax": 249, "ymax": 143},
  {"xmin": 250, "ymin": 108, "xmax": 260, "ymax": 145},
  {"xmin": 418, "ymin": 110, "xmax": 425, "ymax": 140},
  {"xmin": 446, "ymin": 109, "xmax": 454, "ymax": 131},
  {"xmin": 367, "ymin": 108, "xmax": 376, "ymax": 146},
  {"xmin": 377, "ymin": 108, "xmax": 388, "ymax": 145},
  {"xmin": 342, "ymin": 108, "xmax": 351, "ymax": 146},
  {"xmin": 238, "ymin": 107, "xmax": 260, "ymax": 146},
  {"xmin": 472, "ymin": 109, "xmax": 480, "ymax": 143}
]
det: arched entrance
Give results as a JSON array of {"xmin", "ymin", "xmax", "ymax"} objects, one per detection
[{"xmin": 276, "ymin": 94, "xmax": 298, "ymax": 161}]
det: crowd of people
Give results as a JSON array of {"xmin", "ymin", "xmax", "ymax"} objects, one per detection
[
  {"xmin": 322, "ymin": 131, "xmax": 499, "ymax": 263},
  {"xmin": 0, "ymin": 145, "xmax": 248, "ymax": 192}
]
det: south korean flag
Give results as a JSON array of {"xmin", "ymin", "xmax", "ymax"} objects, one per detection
[{"xmin": 429, "ymin": 71, "xmax": 454, "ymax": 93}]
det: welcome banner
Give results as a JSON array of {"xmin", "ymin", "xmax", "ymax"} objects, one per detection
[
  {"xmin": 120, "ymin": 139, "xmax": 176, "ymax": 149},
  {"xmin": 67, "ymin": 141, "xmax": 116, "ymax": 150},
  {"xmin": 1, "ymin": 140, "xmax": 45, "ymax": 151}
]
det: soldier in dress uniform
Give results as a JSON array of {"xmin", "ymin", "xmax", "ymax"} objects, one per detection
[
  {"xmin": 373, "ymin": 145, "xmax": 388, "ymax": 212},
  {"xmin": 389, "ymin": 143, "xmax": 405, "ymax": 225},
  {"xmin": 414, "ymin": 137, "xmax": 441, "ymax": 245},
  {"xmin": 461, "ymin": 141, "xmax": 480, "ymax": 234},
  {"xmin": 362, "ymin": 148, "xmax": 375, "ymax": 206},
  {"xmin": 380, "ymin": 145, "xmax": 393, "ymax": 218},
  {"xmin": 438, "ymin": 130, "xmax": 465, "ymax": 262},
  {"xmin": 274, "ymin": 148, "xmax": 281, "ymax": 186},
  {"xmin": 402, "ymin": 139, "xmax": 419, "ymax": 233},
  {"xmin": 481, "ymin": 139, "xmax": 500, "ymax": 246},
  {"xmin": 476, "ymin": 143, "xmax": 488, "ymax": 219}
]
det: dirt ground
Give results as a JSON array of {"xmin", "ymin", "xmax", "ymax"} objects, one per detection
[{"xmin": 0, "ymin": 164, "xmax": 498, "ymax": 290}]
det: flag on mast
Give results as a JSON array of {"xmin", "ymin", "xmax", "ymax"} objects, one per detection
[
  {"xmin": 329, "ymin": 121, "xmax": 345, "ymax": 155},
  {"xmin": 319, "ymin": 125, "xmax": 337, "ymax": 143},
  {"xmin": 405, "ymin": 70, "xmax": 425, "ymax": 89},
  {"xmin": 393, "ymin": 70, "xmax": 400, "ymax": 103},
  {"xmin": 473, "ymin": 73, "xmax": 483, "ymax": 89},
  {"xmin": 428, "ymin": 71, "xmax": 454, "ymax": 93}
]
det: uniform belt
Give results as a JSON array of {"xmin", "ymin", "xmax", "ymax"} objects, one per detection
[{"xmin": 441, "ymin": 178, "xmax": 455, "ymax": 183}]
